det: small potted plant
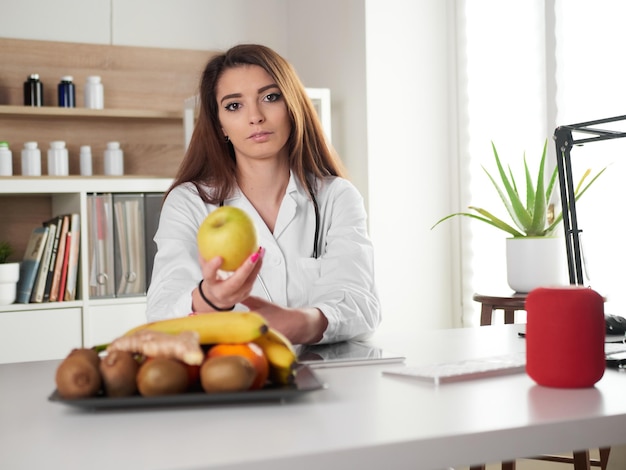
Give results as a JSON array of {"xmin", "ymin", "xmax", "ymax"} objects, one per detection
[
  {"xmin": 0, "ymin": 241, "xmax": 20, "ymax": 305},
  {"xmin": 432, "ymin": 139, "xmax": 606, "ymax": 292}
]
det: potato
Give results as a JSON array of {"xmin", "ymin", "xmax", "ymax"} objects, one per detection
[{"xmin": 136, "ymin": 358, "xmax": 189, "ymax": 397}]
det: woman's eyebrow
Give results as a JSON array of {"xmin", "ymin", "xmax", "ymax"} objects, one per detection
[
  {"xmin": 220, "ymin": 92, "xmax": 241, "ymax": 105},
  {"xmin": 219, "ymin": 84, "xmax": 279, "ymax": 105},
  {"xmin": 258, "ymin": 83, "xmax": 279, "ymax": 94}
]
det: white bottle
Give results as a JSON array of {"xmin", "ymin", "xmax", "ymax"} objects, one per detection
[
  {"xmin": 0, "ymin": 141, "xmax": 12, "ymax": 176},
  {"xmin": 104, "ymin": 141, "xmax": 124, "ymax": 175},
  {"xmin": 21, "ymin": 141, "xmax": 41, "ymax": 176},
  {"xmin": 80, "ymin": 145, "xmax": 93, "ymax": 176},
  {"xmin": 84, "ymin": 76, "xmax": 104, "ymax": 109},
  {"xmin": 47, "ymin": 141, "xmax": 69, "ymax": 176}
]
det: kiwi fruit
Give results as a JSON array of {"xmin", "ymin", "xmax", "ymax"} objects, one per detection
[
  {"xmin": 67, "ymin": 347, "xmax": 100, "ymax": 368},
  {"xmin": 55, "ymin": 349, "xmax": 102, "ymax": 399},
  {"xmin": 100, "ymin": 350, "xmax": 139, "ymax": 397},
  {"xmin": 200, "ymin": 355, "xmax": 256, "ymax": 393},
  {"xmin": 136, "ymin": 358, "xmax": 189, "ymax": 397}
]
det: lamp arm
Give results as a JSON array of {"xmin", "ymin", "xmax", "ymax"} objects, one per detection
[{"xmin": 553, "ymin": 127, "xmax": 584, "ymax": 285}]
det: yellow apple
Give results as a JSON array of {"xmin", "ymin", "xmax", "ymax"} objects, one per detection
[{"xmin": 197, "ymin": 206, "xmax": 259, "ymax": 271}]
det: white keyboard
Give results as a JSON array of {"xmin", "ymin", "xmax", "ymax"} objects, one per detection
[
  {"xmin": 384, "ymin": 345, "xmax": 626, "ymax": 385},
  {"xmin": 382, "ymin": 352, "xmax": 527, "ymax": 385},
  {"xmin": 605, "ymin": 342, "xmax": 626, "ymax": 354}
]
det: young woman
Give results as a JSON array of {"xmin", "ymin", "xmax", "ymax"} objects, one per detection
[{"xmin": 146, "ymin": 44, "xmax": 380, "ymax": 345}]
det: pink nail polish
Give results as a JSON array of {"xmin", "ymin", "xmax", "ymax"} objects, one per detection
[{"xmin": 250, "ymin": 246, "xmax": 264, "ymax": 263}]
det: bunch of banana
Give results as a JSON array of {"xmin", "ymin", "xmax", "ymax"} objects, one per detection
[
  {"xmin": 253, "ymin": 328, "xmax": 298, "ymax": 385},
  {"xmin": 114, "ymin": 311, "xmax": 299, "ymax": 386},
  {"xmin": 124, "ymin": 311, "xmax": 269, "ymax": 344}
]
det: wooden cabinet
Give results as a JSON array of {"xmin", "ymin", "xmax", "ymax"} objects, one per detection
[{"xmin": 0, "ymin": 38, "xmax": 213, "ymax": 363}]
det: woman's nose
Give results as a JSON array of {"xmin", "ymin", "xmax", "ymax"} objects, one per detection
[{"xmin": 248, "ymin": 104, "xmax": 265, "ymax": 124}]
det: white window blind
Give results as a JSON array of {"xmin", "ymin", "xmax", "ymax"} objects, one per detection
[{"xmin": 457, "ymin": 0, "xmax": 547, "ymax": 325}]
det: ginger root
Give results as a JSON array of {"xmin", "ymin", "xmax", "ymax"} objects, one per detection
[{"xmin": 107, "ymin": 330, "xmax": 204, "ymax": 365}]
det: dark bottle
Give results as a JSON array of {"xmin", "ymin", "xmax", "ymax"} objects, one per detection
[
  {"xmin": 57, "ymin": 76, "xmax": 76, "ymax": 108},
  {"xmin": 24, "ymin": 74, "xmax": 43, "ymax": 106}
]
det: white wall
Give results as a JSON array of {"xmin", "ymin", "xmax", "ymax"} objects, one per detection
[
  {"xmin": 1, "ymin": 0, "xmax": 457, "ymax": 333},
  {"xmin": 366, "ymin": 0, "xmax": 458, "ymax": 334},
  {"xmin": 285, "ymin": 0, "xmax": 369, "ymax": 213}
]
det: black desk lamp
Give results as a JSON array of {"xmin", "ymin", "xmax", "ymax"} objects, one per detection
[{"xmin": 554, "ymin": 114, "xmax": 626, "ymax": 285}]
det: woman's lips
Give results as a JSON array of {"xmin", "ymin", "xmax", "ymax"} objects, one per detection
[{"xmin": 248, "ymin": 131, "xmax": 272, "ymax": 142}]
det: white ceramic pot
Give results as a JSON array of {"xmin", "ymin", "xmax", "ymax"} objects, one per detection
[
  {"xmin": 506, "ymin": 237, "xmax": 568, "ymax": 293},
  {"xmin": 0, "ymin": 262, "xmax": 20, "ymax": 305}
]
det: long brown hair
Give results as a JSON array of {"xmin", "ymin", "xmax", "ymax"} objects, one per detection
[{"xmin": 168, "ymin": 44, "xmax": 345, "ymax": 203}]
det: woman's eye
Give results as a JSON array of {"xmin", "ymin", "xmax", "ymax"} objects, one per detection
[
  {"xmin": 224, "ymin": 102, "xmax": 241, "ymax": 112},
  {"xmin": 264, "ymin": 92, "xmax": 282, "ymax": 103}
]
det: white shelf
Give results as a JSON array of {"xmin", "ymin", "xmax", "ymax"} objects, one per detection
[
  {"xmin": 0, "ymin": 300, "xmax": 81, "ymax": 313},
  {"xmin": 0, "ymin": 177, "xmax": 173, "ymax": 362},
  {"xmin": 0, "ymin": 176, "xmax": 173, "ymax": 194}
]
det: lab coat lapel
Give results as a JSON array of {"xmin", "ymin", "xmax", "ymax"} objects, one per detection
[{"xmin": 272, "ymin": 174, "xmax": 299, "ymax": 240}]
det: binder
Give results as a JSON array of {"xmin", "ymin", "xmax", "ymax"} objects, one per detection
[
  {"xmin": 143, "ymin": 192, "xmax": 163, "ymax": 289},
  {"xmin": 113, "ymin": 194, "xmax": 146, "ymax": 296},
  {"xmin": 87, "ymin": 194, "xmax": 115, "ymax": 298}
]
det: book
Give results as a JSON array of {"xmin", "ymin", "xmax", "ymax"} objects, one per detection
[
  {"xmin": 87, "ymin": 194, "xmax": 115, "ymax": 298},
  {"xmin": 57, "ymin": 231, "xmax": 72, "ymax": 302},
  {"xmin": 113, "ymin": 194, "xmax": 146, "ymax": 296},
  {"xmin": 30, "ymin": 219, "xmax": 57, "ymax": 303},
  {"xmin": 143, "ymin": 193, "xmax": 163, "ymax": 289},
  {"xmin": 42, "ymin": 216, "xmax": 64, "ymax": 302},
  {"xmin": 49, "ymin": 214, "xmax": 70, "ymax": 302},
  {"xmin": 15, "ymin": 226, "xmax": 50, "ymax": 304},
  {"xmin": 64, "ymin": 213, "xmax": 81, "ymax": 301}
]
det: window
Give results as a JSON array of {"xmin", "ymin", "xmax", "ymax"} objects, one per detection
[{"xmin": 458, "ymin": 0, "xmax": 626, "ymax": 323}]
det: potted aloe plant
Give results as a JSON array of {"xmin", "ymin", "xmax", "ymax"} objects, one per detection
[
  {"xmin": 432, "ymin": 139, "xmax": 606, "ymax": 292},
  {"xmin": 0, "ymin": 241, "xmax": 20, "ymax": 305}
]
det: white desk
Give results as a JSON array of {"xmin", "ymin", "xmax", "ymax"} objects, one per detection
[{"xmin": 1, "ymin": 324, "xmax": 625, "ymax": 470}]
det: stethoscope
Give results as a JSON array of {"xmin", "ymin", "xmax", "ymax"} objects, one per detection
[{"xmin": 219, "ymin": 190, "xmax": 321, "ymax": 302}]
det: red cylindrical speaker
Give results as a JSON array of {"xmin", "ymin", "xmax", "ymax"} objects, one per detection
[{"xmin": 526, "ymin": 286, "xmax": 605, "ymax": 388}]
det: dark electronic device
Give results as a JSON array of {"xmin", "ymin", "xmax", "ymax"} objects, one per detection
[{"xmin": 605, "ymin": 314, "xmax": 626, "ymax": 336}]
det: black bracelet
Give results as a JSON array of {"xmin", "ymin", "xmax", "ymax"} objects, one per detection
[{"xmin": 197, "ymin": 280, "xmax": 235, "ymax": 312}]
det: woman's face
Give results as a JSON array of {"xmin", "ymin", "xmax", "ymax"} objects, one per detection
[{"xmin": 216, "ymin": 64, "xmax": 291, "ymax": 163}]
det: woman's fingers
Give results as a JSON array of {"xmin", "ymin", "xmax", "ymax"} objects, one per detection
[
  {"xmin": 200, "ymin": 255, "xmax": 224, "ymax": 279},
  {"xmin": 199, "ymin": 248, "xmax": 265, "ymax": 306}
]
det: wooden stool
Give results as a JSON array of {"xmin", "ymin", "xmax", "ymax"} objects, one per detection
[
  {"xmin": 470, "ymin": 293, "xmax": 610, "ymax": 470},
  {"xmin": 473, "ymin": 292, "xmax": 527, "ymax": 326}
]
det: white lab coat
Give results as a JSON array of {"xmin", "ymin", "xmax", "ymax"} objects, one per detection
[{"xmin": 146, "ymin": 172, "xmax": 381, "ymax": 344}]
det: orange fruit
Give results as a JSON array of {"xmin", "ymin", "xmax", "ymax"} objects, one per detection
[{"xmin": 208, "ymin": 343, "xmax": 269, "ymax": 390}]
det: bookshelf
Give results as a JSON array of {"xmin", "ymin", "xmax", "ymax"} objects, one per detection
[{"xmin": 0, "ymin": 38, "xmax": 213, "ymax": 363}]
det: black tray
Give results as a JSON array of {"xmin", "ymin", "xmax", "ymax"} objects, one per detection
[{"xmin": 48, "ymin": 364, "xmax": 325, "ymax": 410}]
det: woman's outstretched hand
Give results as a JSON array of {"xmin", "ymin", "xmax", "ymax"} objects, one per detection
[
  {"xmin": 193, "ymin": 247, "xmax": 265, "ymax": 311},
  {"xmin": 242, "ymin": 295, "xmax": 328, "ymax": 345}
]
